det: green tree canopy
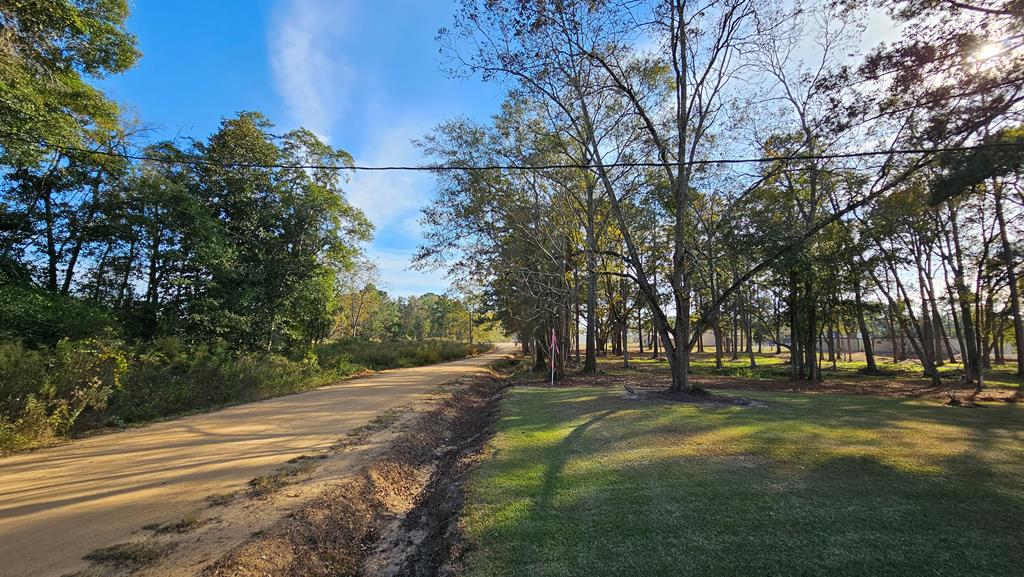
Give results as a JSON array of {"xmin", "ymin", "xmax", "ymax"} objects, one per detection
[{"xmin": 0, "ymin": 0, "xmax": 140, "ymax": 164}]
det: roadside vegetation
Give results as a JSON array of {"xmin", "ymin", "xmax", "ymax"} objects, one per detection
[{"xmin": 0, "ymin": 334, "xmax": 490, "ymax": 454}]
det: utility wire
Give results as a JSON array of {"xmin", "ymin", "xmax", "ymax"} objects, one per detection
[{"xmin": 5, "ymin": 132, "xmax": 1024, "ymax": 172}]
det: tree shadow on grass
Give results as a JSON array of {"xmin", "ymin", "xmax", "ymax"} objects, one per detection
[
  {"xmin": 536, "ymin": 408, "xmax": 620, "ymax": 513},
  {"xmin": 475, "ymin": 448, "xmax": 1024, "ymax": 577},
  {"xmin": 466, "ymin": 388, "xmax": 1024, "ymax": 577}
]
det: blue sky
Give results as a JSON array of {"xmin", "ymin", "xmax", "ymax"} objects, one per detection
[
  {"xmin": 99, "ymin": 0, "xmax": 504, "ymax": 296},
  {"xmin": 99, "ymin": 2, "xmax": 896, "ymax": 296}
]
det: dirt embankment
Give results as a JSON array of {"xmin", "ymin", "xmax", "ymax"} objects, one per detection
[
  {"xmin": 202, "ymin": 367, "xmax": 508, "ymax": 577},
  {"xmin": 66, "ymin": 362, "xmax": 513, "ymax": 577}
]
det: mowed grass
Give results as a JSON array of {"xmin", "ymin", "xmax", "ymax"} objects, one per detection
[{"xmin": 462, "ymin": 386, "xmax": 1024, "ymax": 577}]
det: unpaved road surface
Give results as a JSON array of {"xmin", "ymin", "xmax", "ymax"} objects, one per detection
[{"xmin": 0, "ymin": 344, "xmax": 515, "ymax": 577}]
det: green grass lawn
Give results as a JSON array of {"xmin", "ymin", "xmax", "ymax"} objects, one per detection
[{"xmin": 462, "ymin": 386, "xmax": 1024, "ymax": 577}]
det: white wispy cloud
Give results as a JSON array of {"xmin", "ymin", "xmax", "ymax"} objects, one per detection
[
  {"xmin": 268, "ymin": 0, "xmax": 352, "ymax": 140},
  {"xmin": 399, "ymin": 215, "xmax": 423, "ymax": 238},
  {"xmin": 346, "ymin": 118, "xmax": 433, "ymax": 230},
  {"xmin": 367, "ymin": 246, "xmax": 449, "ymax": 297},
  {"xmin": 268, "ymin": 1, "xmax": 448, "ymax": 297},
  {"xmin": 348, "ymin": 122, "xmax": 449, "ymax": 297}
]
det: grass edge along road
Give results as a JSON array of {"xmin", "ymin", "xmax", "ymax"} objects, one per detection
[{"xmin": 460, "ymin": 383, "xmax": 1024, "ymax": 577}]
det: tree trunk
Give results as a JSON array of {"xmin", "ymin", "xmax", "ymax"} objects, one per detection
[
  {"xmin": 789, "ymin": 271, "xmax": 802, "ymax": 377},
  {"xmin": 854, "ymin": 283, "xmax": 878, "ymax": 373},
  {"xmin": 583, "ymin": 237, "xmax": 598, "ymax": 373},
  {"xmin": 116, "ymin": 238, "xmax": 137, "ymax": 310},
  {"xmin": 873, "ymin": 261, "xmax": 942, "ymax": 383},
  {"xmin": 927, "ymin": 272, "xmax": 957, "ymax": 364},
  {"xmin": 805, "ymin": 279, "xmax": 820, "ymax": 382},
  {"xmin": 827, "ymin": 319, "xmax": 837, "ymax": 369},
  {"xmin": 534, "ymin": 335, "xmax": 546, "ymax": 372},
  {"xmin": 731, "ymin": 294, "xmax": 740, "ymax": 361},
  {"xmin": 745, "ymin": 294, "xmax": 756, "ymax": 369},
  {"xmin": 948, "ymin": 297, "xmax": 964, "ymax": 355},
  {"xmin": 994, "ymin": 184, "xmax": 1024, "ymax": 385},
  {"xmin": 917, "ymin": 263, "xmax": 937, "ymax": 367},
  {"xmin": 712, "ymin": 308, "xmax": 723, "ymax": 369},
  {"xmin": 43, "ymin": 189, "xmax": 59, "ymax": 292},
  {"xmin": 637, "ymin": 306, "xmax": 644, "ymax": 354},
  {"xmin": 651, "ymin": 315, "xmax": 660, "ymax": 359},
  {"xmin": 950, "ymin": 210, "xmax": 984, "ymax": 390},
  {"xmin": 622, "ymin": 322, "xmax": 630, "ymax": 368},
  {"xmin": 573, "ymin": 268, "xmax": 581, "ymax": 364}
]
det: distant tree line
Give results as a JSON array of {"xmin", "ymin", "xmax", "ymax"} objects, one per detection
[{"xmin": 335, "ymin": 270, "xmax": 499, "ymax": 344}]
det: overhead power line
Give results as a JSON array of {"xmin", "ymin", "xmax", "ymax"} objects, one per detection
[{"xmin": 5, "ymin": 133, "xmax": 1024, "ymax": 172}]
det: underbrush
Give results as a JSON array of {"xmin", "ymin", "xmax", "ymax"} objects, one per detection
[
  {"xmin": 315, "ymin": 338, "xmax": 490, "ymax": 371},
  {"xmin": 0, "ymin": 339, "xmax": 126, "ymax": 453},
  {"xmin": 99, "ymin": 342, "xmax": 334, "ymax": 425},
  {"xmin": 0, "ymin": 284, "xmax": 115, "ymax": 346},
  {"xmin": 0, "ymin": 337, "xmax": 489, "ymax": 454}
]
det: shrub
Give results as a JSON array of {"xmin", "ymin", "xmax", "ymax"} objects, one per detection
[
  {"xmin": 0, "ymin": 341, "xmax": 46, "ymax": 416},
  {"xmin": 104, "ymin": 345, "xmax": 334, "ymax": 424},
  {"xmin": 0, "ymin": 339, "xmax": 126, "ymax": 454},
  {"xmin": 314, "ymin": 338, "xmax": 480, "ymax": 371},
  {"xmin": 0, "ymin": 284, "xmax": 115, "ymax": 346}
]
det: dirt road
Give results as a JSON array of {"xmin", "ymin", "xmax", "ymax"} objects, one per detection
[{"xmin": 0, "ymin": 344, "xmax": 515, "ymax": 577}]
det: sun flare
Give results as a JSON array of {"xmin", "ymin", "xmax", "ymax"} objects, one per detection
[{"xmin": 975, "ymin": 42, "xmax": 1002, "ymax": 62}]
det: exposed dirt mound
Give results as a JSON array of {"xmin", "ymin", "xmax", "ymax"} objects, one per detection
[
  {"xmin": 201, "ymin": 370, "xmax": 509, "ymax": 577},
  {"xmin": 202, "ymin": 479, "xmax": 376, "ymax": 576}
]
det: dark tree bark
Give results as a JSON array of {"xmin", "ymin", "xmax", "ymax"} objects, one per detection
[
  {"xmin": 745, "ymin": 291, "xmax": 757, "ymax": 369},
  {"xmin": 949, "ymin": 208, "xmax": 984, "ymax": 389},
  {"xmin": 637, "ymin": 306, "xmax": 644, "ymax": 354},
  {"xmin": 993, "ymin": 183, "xmax": 1023, "ymax": 383},
  {"xmin": 584, "ymin": 236, "xmax": 598, "ymax": 373},
  {"xmin": 854, "ymin": 282, "xmax": 878, "ymax": 373}
]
